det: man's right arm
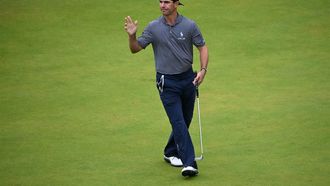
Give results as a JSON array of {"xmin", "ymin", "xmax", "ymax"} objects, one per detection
[
  {"xmin": 128, "ymin": 34, "xmax": 142, "ymax": 53},
  {"xmin": 124, "ymin": 16, "xmax": 142, "ymax": 53}
]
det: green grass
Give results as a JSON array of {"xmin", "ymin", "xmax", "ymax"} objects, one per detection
[{"xmin": 1, "ymin": 0, "xmax": 329, "ymax": 185}]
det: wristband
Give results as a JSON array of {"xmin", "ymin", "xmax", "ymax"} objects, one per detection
[{"xmin": 201, "ymin": 67, "xmax": 207, "ymax": 73}]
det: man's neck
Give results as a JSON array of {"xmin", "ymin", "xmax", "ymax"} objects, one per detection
[{"xmin": 164, "ymin": 11, "xmax": 178, "ymax": 26}]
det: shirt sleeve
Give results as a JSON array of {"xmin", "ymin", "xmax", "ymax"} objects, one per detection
[
  {"xmin": 137, "ymin": 24, "xmax": 153, "ymax": 49},
  {"xmin": 191, "ymin": 22, "xmax": 205, "ymax": 47}
]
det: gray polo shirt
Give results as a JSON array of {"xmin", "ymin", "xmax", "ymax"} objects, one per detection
[{"xmin": 137, "ymin": 15, "xmax": 205, "ymax": 74}]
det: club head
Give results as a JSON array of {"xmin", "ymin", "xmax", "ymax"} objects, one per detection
[{"xmin": 195, "ymin": 155, "xmax": 203, "ymax": 161}]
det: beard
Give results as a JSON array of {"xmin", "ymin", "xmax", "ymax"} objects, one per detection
[{"xmin": 161, "ymin": 8, "xmax": 174, "ymax": 16}]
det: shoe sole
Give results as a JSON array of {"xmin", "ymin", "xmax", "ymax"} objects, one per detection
[
  {"xmin": 182, "ymin": 170, "xmax": 198, "ymax": 177},
  {"xmin": 164, "ymin": 157, "xmax": 183, "ymax": 167}
]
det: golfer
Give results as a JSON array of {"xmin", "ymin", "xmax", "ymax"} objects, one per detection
[{"xmin": 124, "ymin": 0, "xmax": 208, "ymax": 177}]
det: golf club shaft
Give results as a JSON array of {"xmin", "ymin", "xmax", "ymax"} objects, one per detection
[{"xmin": 195, "ymin": 86, "xmax": 204, "ymax": 161}]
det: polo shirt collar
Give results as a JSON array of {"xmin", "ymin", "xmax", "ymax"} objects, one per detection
[{"xmin": 161, "ymin": 14, "xmax": 183, "ymax": 26}]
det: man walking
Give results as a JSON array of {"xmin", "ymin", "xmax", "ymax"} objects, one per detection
[{"xmin": 124, "ymin": 0, "xmax": 208, "ymax": 177}]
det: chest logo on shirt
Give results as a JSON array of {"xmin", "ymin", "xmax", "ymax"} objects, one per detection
[{"xmin": 177, "ymin": 32, "xmax": 186, "ymax": 40}]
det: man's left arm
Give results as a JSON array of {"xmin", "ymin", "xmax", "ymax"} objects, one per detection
[{"xmin": 193, "ymin": 45, "xmax": 209, "ymax": 86}]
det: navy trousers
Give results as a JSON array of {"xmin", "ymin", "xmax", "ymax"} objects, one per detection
[{"xmin": 156, "ymin": 68, "xmax": 197, "ymax": 168}]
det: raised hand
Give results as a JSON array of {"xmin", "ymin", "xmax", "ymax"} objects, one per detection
[{"xmin": 124, "ymin": 16, "xmax": 138, "ymax": 36}]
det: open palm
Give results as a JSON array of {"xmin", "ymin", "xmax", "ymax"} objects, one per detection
[{"xmin": 124, "ymin": 16, "xmax": 138, "ymax": 36}]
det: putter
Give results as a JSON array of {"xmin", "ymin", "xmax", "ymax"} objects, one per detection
[{"xmin": 195, "ymin": 85, "xmax": 204, "ymax": 161}]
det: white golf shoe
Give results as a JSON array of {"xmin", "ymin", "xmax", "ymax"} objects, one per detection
[
  {"xmin": 181, "ymin": 166, "xmax": 198, "ymax": 177},
  {"xmin": 163, "ymin": 155, "xmax": 183, "ymax": 167}
]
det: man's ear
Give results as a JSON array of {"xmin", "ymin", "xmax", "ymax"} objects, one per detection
[{"xmin": 174, "ymin": 1, "xmax": 179, "ymax": 7}]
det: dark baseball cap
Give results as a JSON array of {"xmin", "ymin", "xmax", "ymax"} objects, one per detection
[{"xmin": 173, "ymin": 0, "xmax": 184, "ymax": 6}]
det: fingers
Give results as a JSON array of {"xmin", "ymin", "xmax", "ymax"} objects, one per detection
[
  {"xmin": 124, "ymin": 16, "xmax": 132, "ymax": 32},
  {"xmin": 193, "ymin": 76, "xmax": 200, "ymax": 86},
  {"xmin": 125, "ymin": 16, "xmax": 136, "ymax": 24},
  {"xmin": 193, "ymin": 72, "xmax": 205, "ymax": 86},
  {"xmin": 125, "ymin": 16, "xmax": 132, "ymax": 24},
  {"xmin": 124, "ymin": 16, "xmax": 137, "ymax": 28},
  {"xmin": 124, "ymin": 16, "xmax": 130, "ymax": 30}
]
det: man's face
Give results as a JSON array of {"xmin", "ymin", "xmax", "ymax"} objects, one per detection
[{"xmin": 159, "ymin": 0, "xmax": 177, "ymax": 16}]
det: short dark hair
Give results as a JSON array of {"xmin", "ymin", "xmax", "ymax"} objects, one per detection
[{"xmin": 172, "ymin": 0, "xmax": 184, "ymax": 6}]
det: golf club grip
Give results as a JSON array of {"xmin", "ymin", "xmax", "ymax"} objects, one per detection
[{"xmin": 196, "ymin": 86, "xmax": 199, "ymax": 98}]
